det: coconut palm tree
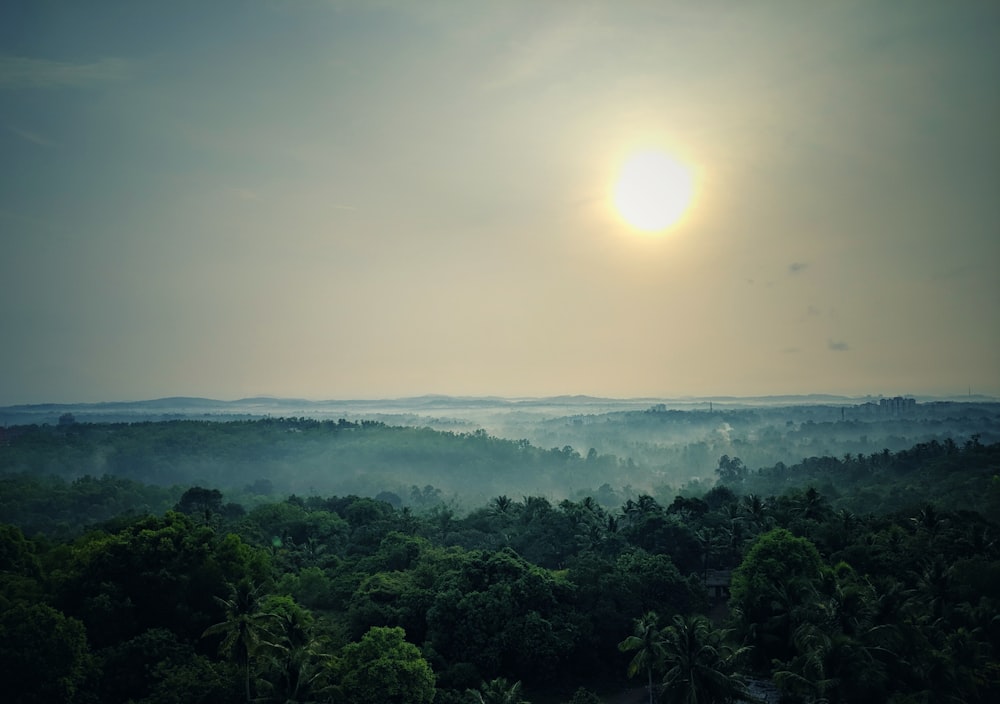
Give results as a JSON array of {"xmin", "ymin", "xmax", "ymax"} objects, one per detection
[
  {"xmin": 794, "ymin": 487, "xmax": 831, "ymax": 522},
  {"xmin": 491, "ymin": 495, "xmax": 515, "ymax": 517},
  {"xmin": 740, "ymin": 494, "xmax": 773, "ymax": 534},
  {"xmin": 258, "ymin": 600, "xmax": 331, "ymax": 704},
  {"xmin": 774, "ymin": 614, "xmax": 891, "ymax": 704},
  {"xmin": 619, "ymin": 611, "xmax": 666, "ymax": 704},
  {"xmin": 774, "ymin": 567, "xmax": 899, "ymax": 704},
  {"xmin": 659, "ymin": 613, "xmax": 751, "ymax": 704},
  {"xmin": 468, "ymin": 677, "xmax": 530, "ymax": 704},
  {"xmin": 202, "ymin": 580, "xmax": 279, "ymax": 703}
]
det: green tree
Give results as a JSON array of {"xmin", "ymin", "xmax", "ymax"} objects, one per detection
[
  {"xmin": 773, "ymin": 564, "xmax": 893, "ymax": 703},
  {"xmin": 257, "ymin": 595, "xmax": 331, "ymax": 704},
  {"xmin": 491, "ymin": 495, "xmax": 515, "ymax": 518},
  {"xmin": 137, "ymin": 652, "xmax": 237, "ymax": 704},
  {"xmin": 333, "ymin": 626, "xmax": 435, "ymax": 704},
  {"xmin": 660, "ymin": 614, "xmax": 750, "ymax": 704},
  {"xmin": 97, "ymin": 627, "xmax": 237, "ymax": 704},
  {"xmin": 616, "ymin": 549, "xmax": 700, "ymax": 615},
  {"xmin": 202, "ymin": 580, "xmax": 278, "ymax": 703},
  {"xmin": 56, "ymin": 511, "xmax": 262, "ymax": 648},
  {"xmin": 469, "ymin": 677, "xmax": 531, "ymax": 704},
  {"xmin": 0, "ymin": 603, "xmax": 93, "ymax": 704},
  {"xmin": 739, "ymin": 494, "xmax": 773, "ymax": 534},
  {"xmin": 426, "ymin": 548, "xmax": 577, "ymax": 684},
  {"xmin": 619, "ymin": 612, "xmax": 666, "ymax": 704},
  {"xmin": 729, "ymin": 528, "xmax": 827, "ymax": 668},
  {"xmin": 175, "ymin": 486, "xmax": 224, "ymax": 523},
  {"xmin": 0, "ymin": 523, "xmax": 42, "ymax": 608},
  {"xmin": 715, "ymin": 455, "xmax": 746, "ymax": 483}
]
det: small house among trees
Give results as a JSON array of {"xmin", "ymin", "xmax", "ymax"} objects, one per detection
[{"xmin": 703, "ymin": 568, "xmax": 732, "ymax": 601}]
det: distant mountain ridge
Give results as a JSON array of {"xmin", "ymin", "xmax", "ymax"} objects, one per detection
[
  {"xmin": 0, "ymin": 393, "xmax": 1000, "ymax": 411},
  {"xmin": 3, "ymin": 391, "xmax": 997, "ymax": 414}
]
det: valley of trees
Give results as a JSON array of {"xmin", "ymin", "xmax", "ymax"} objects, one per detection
[{"xmin": 1, "ymin": 412, "xmax": 999, "ymax": 703}]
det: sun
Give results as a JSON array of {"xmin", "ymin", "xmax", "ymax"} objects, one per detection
[{"xmin": 613, "ymin": 150, "xmax": 694, "ymax": 232}]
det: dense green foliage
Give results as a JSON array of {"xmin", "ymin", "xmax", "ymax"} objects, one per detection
[
  {"xmin": 334, "ymin": 625, "xmax": 436, "ymax": 704},
  {"xmin": 1, "ymin": 418, "xmax": 999, "ymax": 703},
  {"xmin": 0, "ymin": 419, "xmax": 625, "ymax": 504},
  {"xmin": 735, "ymin": 434, "xmax": 1000, "ymax": 515},
  {"xmin": 5, "ymin": 401, "xmax": 997, "ymax": 514}
]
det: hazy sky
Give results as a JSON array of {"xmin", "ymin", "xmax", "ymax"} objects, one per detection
[{"xmin": 2, "ymin": 1, "xmax": 998, "ymax": 404}]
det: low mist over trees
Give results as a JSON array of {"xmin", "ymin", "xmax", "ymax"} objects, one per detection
[{"xmin": 2, "ymin": 398, "xmax": 997, "ymax": 515}]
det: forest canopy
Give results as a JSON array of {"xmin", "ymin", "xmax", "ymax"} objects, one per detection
[{"xmin": 1, "ymin": 409, "xmax": 999, "ymax": 703}]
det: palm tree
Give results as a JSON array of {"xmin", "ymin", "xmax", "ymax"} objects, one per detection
[
  {"xmin": 911, "ymin": 505, "xmax": 949, "ymax": 548},
  {"xmin": 202, "ymin": 580, "xmax": 279, "ymax": 703},
  {"xmin": 772, "ymin": 620, "xmax": 838, "ymax": 702},
  {"xmin": 622, "ymin": 498, "xmax": 640, "ymax": 528},
  {"xmin": 660, "ymin": 614, "xmax": 751, "ymax": 704},
  {"xmin": 636, "ymin": 495, "xmax": 662, "ymax": 516},
  {"xmin": 519, "ymin": 496, "xmax": 552, "ymax": 522},
  {"xmin": 694, "ymin": 528, "xmax": 728, "ymax": 576},
  {"xmin": 774, "ymin": 566, "xmax": 900, "ymax": 704},
  {"xmin": 491, "ymin": 495, "xmax": 514, "ymax": 517},
  {"xmin": 468, "ymin": 677, "xmax": 530, "ymax": 704},
  {"xmin": 619, "ymin": 611, "xmax": 666, "ymax": 704},
  {"xmin": 909, "ymin": 558, "xmax": 955, "ymax": 623},
  {"xmin": 740, "ymin": 494, "xmax": 772, "ymax": 534},
  {"xmin": 259, "ymin": 603, "xmax": 331, "ymax": 704},
  {"xmin": 709, "ymin": 503, "xmax": 747, "ymax": 564},
  {"xmin": 774, "ymin": 615, "xmax": 890, "ymax": 704},
  {"xmin": 794, "ymin": 487, "xmax": 831, "ymax": 522}
]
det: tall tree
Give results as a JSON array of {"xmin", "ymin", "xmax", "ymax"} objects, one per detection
[
  {"xmin": 730, "ymin": 528, "xmax": 827, "ymax": 668},
  {"xmin": 619, "ymin": 611, "xmax": 666, "ymax": 704},
  {"xmin": 0, "ymin": 603, "xmax": 93, "ymax": 704},
  {"xmin": 257, "ymin": 595, "xmax": 331, "ymax": 704},
  {"xmin": 660, "ymin": 614, "xmax": 750, "ymax": 704},
  {"xmin": 333, "ymin": 626, "xmax": 435, "ymax": 704},
  {"xmin": 202, "ymin": 580, "xmax": 278, "ymax": 703}
]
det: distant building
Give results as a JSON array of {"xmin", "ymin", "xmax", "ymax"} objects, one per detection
[
  {"xmin": 879, "ymin": 396, "xmax": 916, "ymax": 414},
  {"xmin": 704, "ymin": 569, "xmax": 733, "ymax": 601},
  {"xmin": 849, "ymin": 396, "xmax": 916, "ymax": 418}
]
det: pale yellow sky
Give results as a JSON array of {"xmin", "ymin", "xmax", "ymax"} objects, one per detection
[{"xmin": 1, "ymin": 1, "xmax": 998, "ymax": 403}]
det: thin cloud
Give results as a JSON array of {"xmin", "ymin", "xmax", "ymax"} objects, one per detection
[
  {"xmin": 0, "ymin": 56, "xmax": 132, "ymax": 87},
  {"xmin": 827, "ymin": 339, "xmax": 850, "ymax": 352},
  {"xmin": 6, "ymin": 125, "xmax": 55, "ymax": 147},
  {"xmin": 481, "ymin": 11, "xmax": 604, "ymax": 91}
]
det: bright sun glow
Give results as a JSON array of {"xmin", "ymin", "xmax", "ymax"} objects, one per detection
[{"xmin": 613, "ymin": 150, "xmax": 694, "ymax": 232}]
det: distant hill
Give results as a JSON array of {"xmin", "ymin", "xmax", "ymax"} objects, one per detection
[{"xmin": 2, "ymin": 392, "xmax": 996, "ymax": 428}]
